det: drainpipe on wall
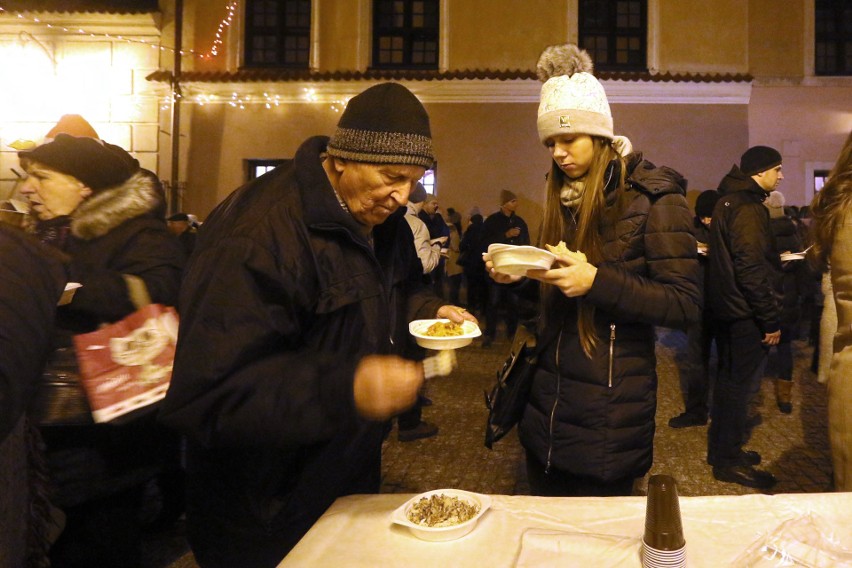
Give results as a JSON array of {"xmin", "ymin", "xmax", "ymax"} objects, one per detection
[{"xmin": 169, "ymin": 0, "xmax": 183, "ymax": 215}]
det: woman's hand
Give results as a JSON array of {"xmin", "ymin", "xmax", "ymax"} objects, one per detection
[
  {"xmin": 527, "ymin": 252, "xmax": 597, "ymax": 297},
  {"xmin": 436, "ymin": 304, "xmax": 479, "ymax": 326},
  {"xmin": 483, "ymin": 252, "xmax": 524, "ymax": 284}
]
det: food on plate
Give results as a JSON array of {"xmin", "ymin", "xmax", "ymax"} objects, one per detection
[
  {"xmin": 406, "ymin": 493, "xmax": 480, "ymax": 528},
  {"xmin": 424, "ymin": 321, "xmax": 465, "ymax": 337},
  {"xmin": 545, "ymin": 241, "xmax": 587, "ymax": 262}
]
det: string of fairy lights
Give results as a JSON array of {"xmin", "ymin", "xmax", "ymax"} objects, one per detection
[
  {"xmin": 165, "ymin": 89, "xmax": 350, "ymax": 112},
  {"xmin": 0, "ymin": 1, "xmax": 238, "ymax": 60}
]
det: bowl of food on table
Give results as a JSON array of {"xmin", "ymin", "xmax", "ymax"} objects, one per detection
[{"xmin": 390, "ymin": 489, "xmax": 492, "ymax": 542}]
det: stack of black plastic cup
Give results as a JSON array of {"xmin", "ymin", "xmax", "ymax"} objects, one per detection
[{"xmin": 641, "ymin": 474, "xmax": 686, "ymax": 567}]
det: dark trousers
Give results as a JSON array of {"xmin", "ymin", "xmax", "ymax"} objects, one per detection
[
  {"xmin": 707, "ymin": 318, "xmax": 768, "ymax": 466},
  {"xmin": 397, "ymin": 398, "xmax": 423, "ymax": 430},
  {"xmin": 679, "ymin": 315, "xmax": 715, "ymax": 417},
  {"xmin": 49, "ymin": 487, "xmax": 144, "ymax": 568},
  {"xmin": 464, "ymin": 268, "xmax": 487, "ymax": 315},
  {"xmin": 525, "ymin": 451, "xmax": 634, "ymax": 497},
  {"xmin": 484, "ymin": 281, "xmax": 519, "ymax": 340}
]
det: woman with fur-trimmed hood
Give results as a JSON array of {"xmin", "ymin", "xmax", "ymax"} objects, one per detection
[
  {"xmin": 17, "ymin": 134, "xmax": 185, "ymax": 567},
  {"xmin": 484, "ymin": 44, "xmax": 700, "ymax": 496}
]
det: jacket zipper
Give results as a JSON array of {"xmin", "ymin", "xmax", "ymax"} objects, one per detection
[
  {"xmin": 608, "ymin": 323, "xmax": 616, "ymax": 388},
  {"xmin": 545, "ymin": 329, "xmax": 563, "ymax": 474}
]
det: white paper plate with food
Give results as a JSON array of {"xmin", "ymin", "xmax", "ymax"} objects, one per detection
[
  {"xmin": 409, "ymin": 319, "xmax": 481, "ymax": 350},
  {"xmin": 390, "ymin": 489, "xmax": 492, "ymax": 542},
  {"xmin": 487, "ymin": 243, "xmax": 555, "ymax": 275}
]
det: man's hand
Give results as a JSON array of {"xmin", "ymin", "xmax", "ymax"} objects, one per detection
[
  {"xmin": 527, "ymin": 250, "xmax": 597, "ymax": 297},
  {"xmin": 353, "ymin": 355, "xmax": 423, "ymax": 420},
  {"xmin": 436, "ymin": 304, "xmax": 479, "ymax": 325},
  {"xmin": 505, "ymin": 227, "xmax": 521, "ymax": 239},
  {"xmin": 762, "ymin": 330, "xmax": 781, "ymax": 346}
]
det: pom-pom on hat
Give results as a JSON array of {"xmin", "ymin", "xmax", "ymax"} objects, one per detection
[
  {"xmin": 45, "ymin": 114, "xmax": 99, "ymax": 141},
  {"xmin": 536, "ymin": 43, "xmax": 613, "ymax": 144},
  {"xmin": 19, "ymin": 134, "xmax": 139, "ymax": 192},
  {"xmin": 327, "ymin": 82, "xmax": 434, "ymax": 168},
  {"xmin": 695, "ymin": 190, "xmax": 721, "ymax": 218},
  {"xmin": 740, "ymin": 145, "xmax": 782, "ymax": 176},
  {"xmin": 764, "ymin": 190, "xmax": 786, "ymax": 218},
  {"xmin": 500, "ymin": 189, "xmax": 518, "ymax": 205}
]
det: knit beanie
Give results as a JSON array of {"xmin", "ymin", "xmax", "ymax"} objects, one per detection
[
  {"xmin": 764, "ymin": 190, "xmax": 786, "ymax": 218},
  {"xmin": 19, "ymin": 134, "xmax": 139, "ymax": 192},
  {"xmin": 695, "ymin": 189, "xmax": 720, "ymax": 218},
  {"xmin": 409, "ymin": 182, "xmax": 427, "ymax": 204},
  {"xmin": 500, "ymin": 189, "xmax": 518, "ymax": 205},
  {"xmin": 327, "ymin": 82, "xmax": 434, "ymax": 168},
  {"xmin": 740, "ymin": 145, "xmax": 782, "ymax": 176},
  {"xmin": 536, "ymin": 44, "xmax": 613, "ymax": 144},
  {"xmin": 45, "ymin": 114, "xmax": 99, "ymax": 141}
]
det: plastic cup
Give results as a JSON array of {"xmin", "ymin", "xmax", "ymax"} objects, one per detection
[{"xmin": 643, "ymin": 475, "xmax": 686, "ymax": 552}]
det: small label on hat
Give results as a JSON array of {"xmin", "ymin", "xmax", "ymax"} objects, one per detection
[{"xmin": 559, "ymin": 115, "xmax": 571, "ymax": 128}]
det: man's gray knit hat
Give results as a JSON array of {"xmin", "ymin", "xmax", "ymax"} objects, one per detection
[{"xmin": 327, "ymin": 82, "xmax": 434, "ymax": 168}]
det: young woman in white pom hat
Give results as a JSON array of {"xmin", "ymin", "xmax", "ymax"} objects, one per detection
[{"xmin": 484, "ymin": 44, "xmax": 701, "ymax": 496}]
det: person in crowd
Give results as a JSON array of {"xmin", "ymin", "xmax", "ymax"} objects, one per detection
[
  {"xmin": 404, "ymin": 182, "xmax": 443, "ymax": 279},
  {"xmin": 445, "ymin": 206, "xmax": 463, "ymax": 234},
  {"xmin": 764, "ymin": 190, "xmax": 806, "ymax": 414},
  {"xmin": 670, "ymin": 189, "xmax": 721, "ymax": 428},
  {"xmin": 485, "ymin": 43, "xmax": 700, "ymax": 496},
  {"xmin": 399, "ymin": 181, "xmax": 441, "ymax": 442},
  {"xmin": 459, "ymin": 212, "xmax": 487, "ymax": 316},
  {"xmin": 166, "ymin": 211, "xmax": 197, "ymax": 256},
  {"xmin": 158, "ymin": 82, "xmax": 476, "ymax": 566},
  {"xmin": 480, "ymin": 189, "xmax": 530, "ymax": 348},
  {"xmin": 418, "ymin": 195, "xmax": 450, "ymax": 297},
  {"xmin": 705, "ymin": 145, "xmax": 784, "ymax": 490},
  {"xmin": 16, "ymin": 133, "xmax": 186, "ymax": 567},
  {"xmin": 445, "ymin": 216, "xmax": 464, "ymax": 305},
  {"xmin": 808, "ymin": 128, "xmax": 852, "ymax": 492},
  {"xmin": 0, "ymin": 225, "xmax": 67, "ymax": 568}
]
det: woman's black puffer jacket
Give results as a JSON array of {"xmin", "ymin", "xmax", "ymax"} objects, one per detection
[{"xmin": 518, "ymin": 155, "xmax": 700, "ymax": 483}]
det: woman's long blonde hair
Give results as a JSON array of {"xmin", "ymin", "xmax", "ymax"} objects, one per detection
[
  {"xmin": 809, "ymin": 130, "xmax": 852, "ymax": 272},
  {"xmin": 539, "ymin": 136, "xmax": 625, "ymax": 357}
]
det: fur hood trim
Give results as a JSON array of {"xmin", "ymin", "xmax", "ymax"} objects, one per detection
[{"xmin": 71, "ymin": 170, "xmax": 164, "ymax": 240}]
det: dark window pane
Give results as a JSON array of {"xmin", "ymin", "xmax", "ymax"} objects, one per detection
[
  {"xmin": 815, "ymin": 0, "xmax": 852, "ymax": 75},
  {"xmin": 245, "ymin": 0, "xmax": 311, "ymax": 68},
  {"xmin": 580, "ymin": 0, "xmax": 646, "ymax": 71},
  {"xmin": 372, "ymin": 0, "xmax": 439, "ymax": 69}
]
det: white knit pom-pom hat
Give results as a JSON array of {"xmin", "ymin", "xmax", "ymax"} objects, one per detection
[{"xmin": 536, "ymin": 44, "xmax": 614, "ymax": 144}]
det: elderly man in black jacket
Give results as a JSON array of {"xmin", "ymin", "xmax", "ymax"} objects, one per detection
[
  {"xmin": 160, "ymin": 83, "xmax": 475, "ymax": 567},
  {"xmin": 706, "ymin": 146, "xmax": 784, "ymax": 489}
]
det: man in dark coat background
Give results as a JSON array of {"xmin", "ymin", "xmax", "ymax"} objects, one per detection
[
  {"xmin": 159, "ymin": 83, "xmax": 476, "ymax": 567},
  {"xmin": 706, "ymin": 145, "xmax": 784, "ymax": 489},
  {"xmin": 480, "ymin": 190, "xmax": 530, "ymax": 347},
  {"xmin": 0, "ymin": 224, "xmax": 66, "ymax": 568}
]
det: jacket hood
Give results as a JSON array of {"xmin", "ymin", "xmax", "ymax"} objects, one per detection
[
  {"xmin": 717, "ymin": 164, "xmax": 767, "ymax": 201},
  {"xmin": 71, "ymin": 170, "xmax": 165, "ymax": 240},
  {"xmin": 626, "ymin": 153, "xmax": 687, "ymax": 198}
]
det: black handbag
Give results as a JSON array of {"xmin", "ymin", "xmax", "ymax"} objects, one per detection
[{"xmin": 484, "ymin": 326, "xmax": 539, "ymax": 449}]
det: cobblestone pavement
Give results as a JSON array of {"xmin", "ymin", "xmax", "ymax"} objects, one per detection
[
  {"xmin": 380, "ymin": 328, "xmax": 832, "ymax": 497},
  {"xmin": 153, "ymin": 327, "xmax": 831, "ymax": 567}
]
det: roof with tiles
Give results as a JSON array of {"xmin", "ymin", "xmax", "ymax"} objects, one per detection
[
  {"xmin": 0, "ymin": 0, "xmax": 159, "ymax": 13},
  {"xmin": 146, "ymin": 68, "xmax": 753, "ymax": 84}
]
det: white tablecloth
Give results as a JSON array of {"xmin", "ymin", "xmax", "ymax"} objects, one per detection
[{"xmin": 279, "ymin": 492, "xmax": 852, "ymax": 567}]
